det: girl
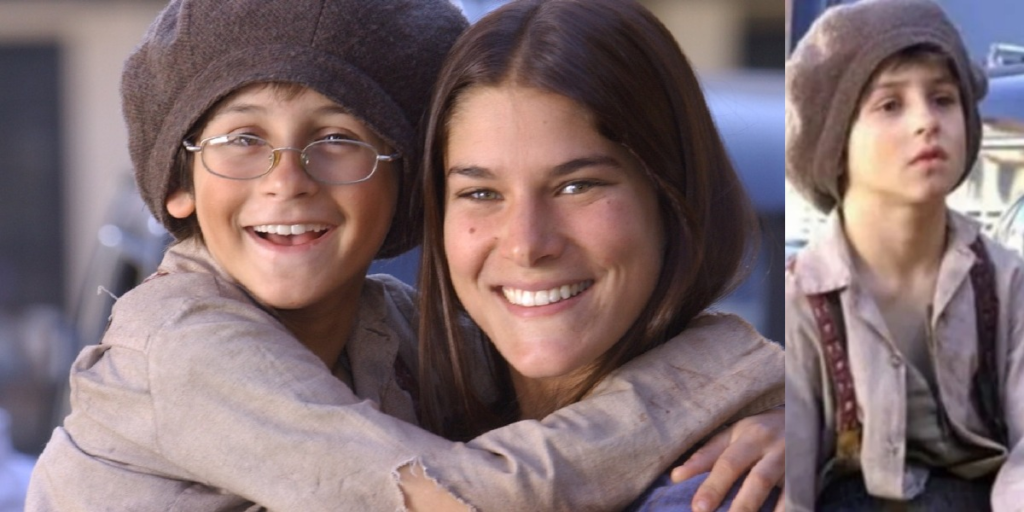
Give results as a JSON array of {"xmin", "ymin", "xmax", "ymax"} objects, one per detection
[{"xmin": 415, "ymin": 1, "xmax": 786, "ymax": 510}]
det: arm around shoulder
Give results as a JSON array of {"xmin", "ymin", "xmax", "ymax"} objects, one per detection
[{"xmin": 420, "ymin": 313, "xmax": 784, "ymax": 511}]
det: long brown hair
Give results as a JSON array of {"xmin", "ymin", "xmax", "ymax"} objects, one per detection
[{"xmin": 416, "ymin": 0, "xmax": 759, "ymax": 440}]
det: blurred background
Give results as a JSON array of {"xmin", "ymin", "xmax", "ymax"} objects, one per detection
[
  {"xmin": 0, "ymin": 0, "xmax": 785, "ymax": 507},
  {"xmin": 786, "ymin": 0, "xmax": 1024, "ymax": 261}
]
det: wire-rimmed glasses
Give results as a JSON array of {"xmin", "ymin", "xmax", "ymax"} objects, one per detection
[{"xmin": 182, "ymin": 134, "xmax": 399, "ymax": 185}]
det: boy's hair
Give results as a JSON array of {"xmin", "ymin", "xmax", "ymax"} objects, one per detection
[
  {"xmin": 122, "ymin": 0, "xmax": 468, "ymax": 256},
  {"xmin": 785, "ymin": 0, "xmax": 987, "ymax": 213}
]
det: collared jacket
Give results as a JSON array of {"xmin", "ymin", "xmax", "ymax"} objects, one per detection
[
  {"xmin": 28, "ymin": 239, "xmax": 784, "ymax": 512},
  {"xmin": 785, "ymin": 210, "xmax": 1024, "ymax": 511}
]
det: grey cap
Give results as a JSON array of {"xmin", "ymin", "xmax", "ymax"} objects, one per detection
[
  {"xmin": 785, "ymin": 0, "xmax": 987, "ymax": 212},
  {"xmin": 123, "ymin": 0, "xmax": 468, "ymax": 256}
]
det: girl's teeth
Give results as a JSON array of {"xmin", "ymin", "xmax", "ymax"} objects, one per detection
[{"xmin": 502, "ymin": 281, "xmax": 593, "ymax": 307}]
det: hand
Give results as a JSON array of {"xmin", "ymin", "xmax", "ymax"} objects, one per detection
[
  {"xmin": 671, "ymin": 407, "xmax": 784, "ymax": 512},
  {"xmin": 398, "ymin": 462, "xmax": 472, "ymax": 512}
]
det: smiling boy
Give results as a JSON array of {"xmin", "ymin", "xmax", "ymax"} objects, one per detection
[{"xmin": 785, "ymin": 0, "xmax": 1024, "ymax": 510}]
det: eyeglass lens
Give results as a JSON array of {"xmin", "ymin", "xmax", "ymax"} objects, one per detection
[{"xmin": 201, "ymin": 134, "xmax": 380, "ymax": 184}]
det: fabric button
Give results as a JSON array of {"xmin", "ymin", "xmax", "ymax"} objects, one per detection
[{"xmin": 890, "ymin": 354, "xmax": 902, "ymax": 367}]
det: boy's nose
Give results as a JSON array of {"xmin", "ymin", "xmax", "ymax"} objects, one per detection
[
  {"xmin": 261, "ymin": 147, "xmax": 319, "ymax": 197},
  {"xmin": 913, "ymin": 104, "xmax": 941, "ymax": 136}
]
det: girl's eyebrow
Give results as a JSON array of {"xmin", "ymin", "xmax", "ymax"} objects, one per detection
[
  {"xmin": 447, "ymin": 165, "xmax": 493, "ymax": 179},
  {"xmin": 553, "ymin": 155, "xmax": 622, "ymax": 176},
  {"xmin": 447, "ymin": 155, "xmax": 622, "ymax": 179}
]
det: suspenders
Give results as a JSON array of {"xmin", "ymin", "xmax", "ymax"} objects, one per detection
[
  {"xmin": 806, "ymin": 236, "xmax": 1007, "ymax": 467},
  {"xmin": 968, "ymin": 238, "xmax": 1007, "ymax": 445}
]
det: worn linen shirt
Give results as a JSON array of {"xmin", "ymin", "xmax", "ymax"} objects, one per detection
[
  {"xmin": 29, "ymin": 239, "xmax": 784, "ymax": 512},
  {"xmin": 785, "ymin": 210, "xmax": 1024, "ymax": 511}
]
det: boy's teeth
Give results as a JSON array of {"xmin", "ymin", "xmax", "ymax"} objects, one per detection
[
  {"xmin": 253, "ymin": 224, "xmax": 328, "ymax": 235},
  {"xmin": 502, "ymin": 281, "xmax": 593, "ymax": 307}
]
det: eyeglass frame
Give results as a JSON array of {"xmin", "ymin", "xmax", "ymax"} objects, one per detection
[{"xmin": 181, "ymin": 133, "xmax": 400, "ymax": 185}]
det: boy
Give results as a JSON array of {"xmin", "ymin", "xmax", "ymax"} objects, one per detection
[
  {"xmin": 27, "ymin": 0, "xmax": 784, "ymax": 510},
  {"xmin": 785, "ymin": 0, "xmax": 1024, "ymax": 510}
]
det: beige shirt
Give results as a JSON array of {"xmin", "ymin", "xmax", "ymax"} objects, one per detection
[
  {"xmin": 785, "ymin": 210, "xmax": 1024, "ymax": 511},
  {"xmin": 28, "ymin": 239, "xmax": 784, "ymax": 511}
]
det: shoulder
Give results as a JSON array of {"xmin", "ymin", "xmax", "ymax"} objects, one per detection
[
  {"xmin": 367, "ymin": 273, "xmax": 417, "ymax": 306},
  {"xmin": 365, "ymin": 274, "xmax": 419, "ymax": 326},
  {"xmin": 677, "ymin": 312, "xmax": 783, "ymax": 368},
  {"xmin": 686, "ymin": 311, "xmax": 772, "ymax": 344},
  {"xmin": 103, "ymin": 266, "xmax": 281, "ymax": 356},
  {"xmin": 978, "ymin": 233, "xmax": 1024, "ymax": 277}
]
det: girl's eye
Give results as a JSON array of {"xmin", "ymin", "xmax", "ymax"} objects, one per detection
[
  {"xmin": 560, "ymin": 180, "xmax": 602, "ymax": 195},
  {"xmin": 457, "ymin": 188, "xmax": 501, "ymax": 201},
  {"xmin": 933, "ymin": 94, "xmax": 959, "ymax": 107}
]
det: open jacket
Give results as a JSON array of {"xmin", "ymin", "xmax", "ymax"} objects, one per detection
[
  {"xmin": 785, "ymin": 210, "xmax": 1024, "ymax": 511},
  {"xmin": 29, "ymin": 239, "xmax": 783, "ymax": 511}
]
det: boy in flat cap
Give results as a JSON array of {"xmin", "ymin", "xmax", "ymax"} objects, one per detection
[
  {"xmin": 786, "ymin": 0, "xmax": 1024, "ymax": 510},
  {"xmin": 26, "ymin": 0, "xmax": 784, "ymax": 510}
]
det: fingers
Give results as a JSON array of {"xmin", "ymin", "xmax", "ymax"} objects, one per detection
[
  {"xmin": 773, "ymin": 486, "xmax": 786, "ymax": 512},
  {"xmin": 727, "ymin": 448, "xmax": 784, "ymax": 512},
  {"xmin": 689, "ymin": 445, "xmax": 756, "ymax": 512},
  {"xmin": 671, "ymin": 427, "xmax": 732, "ymax": 483},
  {"xmin": 689, "ymin": 409, "xmax": 785, "ymax": 512}
]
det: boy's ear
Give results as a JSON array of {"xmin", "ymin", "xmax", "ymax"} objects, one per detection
[{"xmin": 166, "ymin": 189, "xmax": 196, "ymax": 219}]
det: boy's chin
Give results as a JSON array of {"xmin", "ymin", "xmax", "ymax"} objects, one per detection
[{"xmin": 247, "ymin": 284, "xmax": 323, "ymax": 311}]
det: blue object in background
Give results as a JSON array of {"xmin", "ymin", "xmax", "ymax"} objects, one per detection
[{"xmin": 0, "ymin": 409, "xmax": 34, "ymax": 512}]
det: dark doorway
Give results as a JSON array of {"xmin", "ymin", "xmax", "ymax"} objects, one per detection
[{"xmin": 0, "ymin": 44, "xmax": 64, "ymax": 307}]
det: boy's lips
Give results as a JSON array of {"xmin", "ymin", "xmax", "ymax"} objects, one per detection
[
  {"xmin": 910, "ymin": 146, "xmax": 949, "ymax": 164},
  {"xmin": 249, "ymin": 223, "xmax": 333, "ymax": 246}
]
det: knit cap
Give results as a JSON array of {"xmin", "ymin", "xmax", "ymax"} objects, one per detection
[
  {"xmin": 785, "ymin": 0, "xmax": 987, "ymax": 213},
  {"xmin": 122, "ymin": 0, "xmax": 468, "ymax": 257}
]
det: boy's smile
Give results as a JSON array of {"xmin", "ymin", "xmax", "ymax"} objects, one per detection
[
  {"xmin": 845, "ymin": 60, "xmax": 967, "ymax": 208},
  {"xmin": 166, "ymin": 84, "xmax": 398, "ymax": 312}
]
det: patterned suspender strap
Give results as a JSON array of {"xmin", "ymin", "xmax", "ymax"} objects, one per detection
[
  {"xmin": 967, "ymin": 237, "xmax": 1007, "ymax": 445},
  {"xmin": 807, "ymin": 291, "xmax": 862, "ymax": 467}
]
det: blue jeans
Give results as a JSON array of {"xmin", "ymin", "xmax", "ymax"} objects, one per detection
[
  {"xmin": 816, "ymin": 472, "xmax": 993, "ymax": 512},
  {"xmin": 626, "ymin": 471, "xmax": 780, "ymax": 512}
]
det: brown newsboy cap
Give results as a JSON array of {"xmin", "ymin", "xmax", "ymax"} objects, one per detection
[
  {"xmin": 123, "ymin": 0, "xmax": 468, "ymax": 257},
  {"xmin": 786, "ymin": 0, "xmax": 987, "ymax": 213}
]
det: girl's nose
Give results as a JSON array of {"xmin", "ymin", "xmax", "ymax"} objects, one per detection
[{"xmin": 498, "ymin": 198, "xmax": 565, "ymax": 267}]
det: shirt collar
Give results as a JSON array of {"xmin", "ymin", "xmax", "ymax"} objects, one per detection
[{"xmin": 794, "ymin": 209, "xmax": 983, "ymax": 296}]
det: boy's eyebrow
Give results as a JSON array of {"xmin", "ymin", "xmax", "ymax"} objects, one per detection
[
  {"xmin": 446, "ymin": 155, "xmax": 622, "ymax": 179},
  {"xmin": 211, "ymin": 102, "xmax": 266, "ymax": 117},
  {"xmin": 210, "ymin": 103, "xmax": 352, "ymax": 118},
  {"xmin": 315, "ymin": 104, "xmax": 353, "ymax": 116},
  {"xmin": 867, "ymin": 75, "xmax": 958, "ymax": 94}
]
